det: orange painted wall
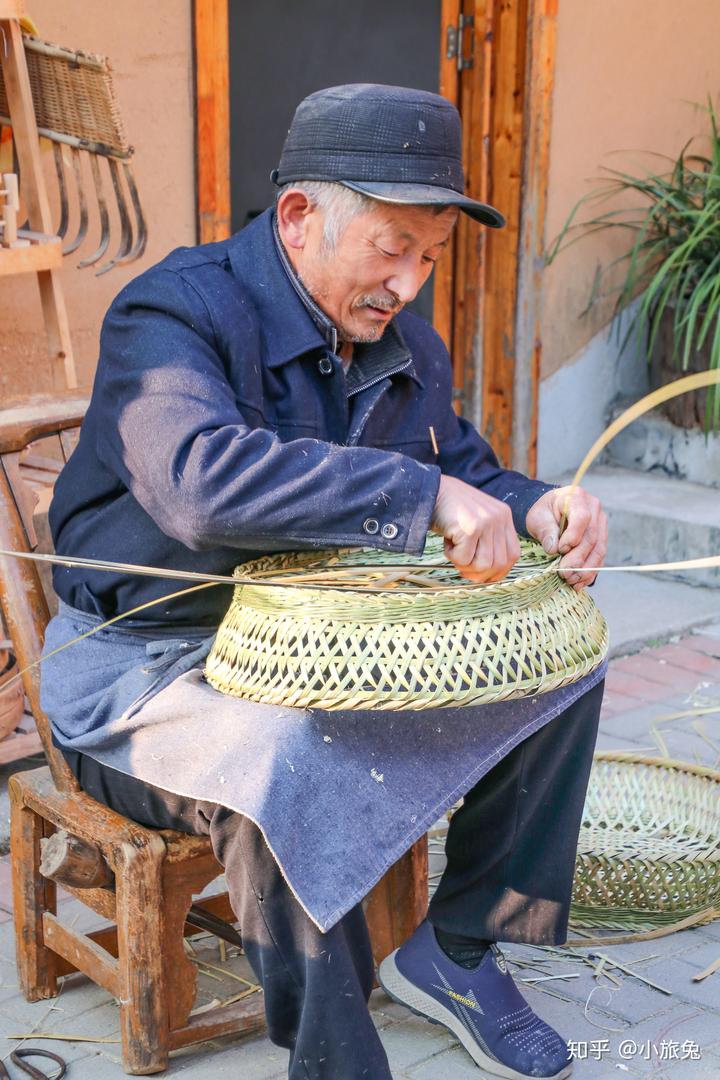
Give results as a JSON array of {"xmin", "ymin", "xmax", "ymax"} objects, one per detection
[
  {"xmin": 542, "ymin": 0, "xmax": 719, "ymax": 380},
  {"xmin": 1, "ymin": 1, "xmax": 196, "ymax": 398}
]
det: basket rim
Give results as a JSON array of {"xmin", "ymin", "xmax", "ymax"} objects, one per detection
[
  {"xmin": 231, "ymin": 537, "xmax": 564, "ymax": 598},
  {"xmin": 591, "ymin": 749, "xmax": 720, "ymax": 785}
]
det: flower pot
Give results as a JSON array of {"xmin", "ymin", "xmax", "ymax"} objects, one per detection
[
  {"xmin": 0, "ymin": 645, "xmax": 24, "ymax": 741},
  {"xmin": 650, "ymin": 306, "xmax": 716, "ymax": 429}
]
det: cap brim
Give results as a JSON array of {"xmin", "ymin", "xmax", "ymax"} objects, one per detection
[{"xmin": 341, "ymin": 180, "xmax": 505, "ymax": 228}]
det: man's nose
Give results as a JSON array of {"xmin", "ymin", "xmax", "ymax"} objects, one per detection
[{"xmin": 384, "ymin": 261, "xmax": 426, "ymax": 304}]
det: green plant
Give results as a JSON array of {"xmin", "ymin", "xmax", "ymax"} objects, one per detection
[{"xmin": 547, "ymin": 100, "xmax": 720, "ymax": 429}]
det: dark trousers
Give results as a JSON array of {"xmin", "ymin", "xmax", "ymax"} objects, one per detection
[{"xmin": 60, "ymin": 680, "xmax": 603, "ymax": 1080}]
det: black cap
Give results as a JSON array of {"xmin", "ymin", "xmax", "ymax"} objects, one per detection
[{"xmin": 272, "ymin": 83, "xmax": 505, "ymax": 229}]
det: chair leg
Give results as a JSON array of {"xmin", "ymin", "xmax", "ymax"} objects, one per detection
[
  {"xmin": 162, "ymin": 857, "xmax": 221, "ymax": 1032},
  {"xmin": 365, "ymin": 835, "xmax": 429, "ymax": 971},
  {"xmin": 9, "ymin": 778, "xmax": 58, "ymax": 1001},
  {"xmin": 114, "ymin": 836, "xmax": 170, "ymax": 1075}
]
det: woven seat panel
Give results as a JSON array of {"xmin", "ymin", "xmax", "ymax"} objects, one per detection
[
  {"xmin": 571, "ymin": 755, "xmax": 720, "ymax": 930},
  {"xmin": 205, "ymin": 537, "xmax": 608, "ymax": 711}
]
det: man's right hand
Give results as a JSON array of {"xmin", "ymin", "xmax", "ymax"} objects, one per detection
[{"xmin": 430, "ymin": 475, "xmax": 521, "ymax": 583}]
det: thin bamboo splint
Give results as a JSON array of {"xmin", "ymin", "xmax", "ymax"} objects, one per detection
[{"xmin": 205, "ymin": 535, "xmax": 609, "ymax": 711}]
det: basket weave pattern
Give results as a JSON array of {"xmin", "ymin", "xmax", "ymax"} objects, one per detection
[
  {"xmin": 571, "ymin": 753, "xmax": 720, "ymax": 929},
  {"xmin": 0, "ymin": 36, "xmax": 130, "ymax": 156},
  {"xmin": 205, "ymin": 537, "xmax": 608, "ymax": 711}
]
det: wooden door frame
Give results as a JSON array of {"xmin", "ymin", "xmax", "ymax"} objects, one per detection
[
  {"xmin": 444, "ymin": 0, "xmax": 557, "ymax": 473},
  {"xmin": 193, "ymin": 0, "xmax": 557, "ymax": 474},
  {"xmin": 193, "ymin": 0, "xmax": 230, "ymax": 244}
]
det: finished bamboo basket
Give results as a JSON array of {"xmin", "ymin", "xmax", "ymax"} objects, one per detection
[
  {"xmin": 205, "ymin": 535, "xmax": 608, "ymax": 711},
  {"xmin": 571, "ymin": 752, "xmax": 720, "ymax": 930}
]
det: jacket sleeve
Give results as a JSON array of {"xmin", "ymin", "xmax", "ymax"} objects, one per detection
[
  {"xmin": 93, "ymin": 268, "xmax": 440, "ymax": 556},
  {"xmin": 436, "ymin": 413, "xmax": 554, "ymax": 536},
  {"xmin": 420, "ymin": 326, "xmax": 553, "ymax": 536}
]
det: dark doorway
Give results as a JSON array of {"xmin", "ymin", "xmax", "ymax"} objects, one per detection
[{"xmin": 228, "ymin": 0, "xmax": 441, "ymax": 322}]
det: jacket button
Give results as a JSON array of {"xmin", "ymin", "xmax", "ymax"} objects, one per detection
[
  {"xmin": 317, "ymin": 355, "xmax": 334, "ymax": 376},
  {"xmin": 381, "ymin": 523, "xmax": 399, "ymax": 540},
  {"xmin": 363, "ymin": 518, "xmax": 379, "ymax": 535}
]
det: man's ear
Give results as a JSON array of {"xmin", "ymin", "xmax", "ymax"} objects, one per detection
[{"xmin": 276, "ymin": 189, "xmax": 314, "ymax": 251}]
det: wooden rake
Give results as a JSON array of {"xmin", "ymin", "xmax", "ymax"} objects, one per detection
[{"xmin": 0, "ymin": 33, "xmax": 147, "ymax": 274}]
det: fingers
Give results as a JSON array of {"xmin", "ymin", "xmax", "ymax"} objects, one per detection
[
  {"xmin": 558, "ymin": 495, "xmax": 593, "ymax": 555},
  {"xmin": 447, "ymin": 528, "xmax": 498, "ymax": 583},
  {"xmin": 571, "ymin": 512, "xmax": 609, "ymax": 590},
  {"xmin": 524, "ymin": 490, "xmax": 560, "ymax": 552},
  {"xmin": 433, "ymin": 478, "xmax": 608, "ymax": 591},
  {"xmin": 445, "ymin": 529, "xmax": 482, "ymax": 568},
  {"xmin": 456, "ymin": 514, "xmax": 520, "ymax": 584},
  {"xmin": 559, "ymin": 500, "xmax": 608, "ymax": 590},
  {"xmin": 433, "ymin": 475, "xmax": 520, "ymax": 583}
]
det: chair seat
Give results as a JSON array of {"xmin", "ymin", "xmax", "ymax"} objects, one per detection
[
  {"xmin": 13, "ymin": 765, "xmax": 233, "ymax": 913},
  {"xmin": 13, "ymin": 764, "xmax": 208, "ymax": 857}
]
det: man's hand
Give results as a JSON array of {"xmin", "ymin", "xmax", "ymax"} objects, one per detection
[
  {"xmin": 430, "ymin": 475, "xmax": 521, "ymax": 583},
  {"xmin": 525, "ymin": 486, "xmax": 608, "ymax": 590}
]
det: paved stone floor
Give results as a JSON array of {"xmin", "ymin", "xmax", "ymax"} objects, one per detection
[{"xmin": 1, "ymin": 628, "xmax": 719, "ymax": 1078}]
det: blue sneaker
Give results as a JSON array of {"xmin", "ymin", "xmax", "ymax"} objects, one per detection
[{"xmin": 378, "ymin": 921, "xmax": 572, "ymax": 1079}]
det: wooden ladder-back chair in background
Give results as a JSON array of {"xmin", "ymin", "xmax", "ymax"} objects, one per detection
[{"xmin": 0, "ymin": 397, "xmax": 429, "ymax": 1074}]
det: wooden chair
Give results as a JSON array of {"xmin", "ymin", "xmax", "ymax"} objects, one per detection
[{"xmin": 0, "ymin": 395, "xmax": 428, "ymax": 1075}]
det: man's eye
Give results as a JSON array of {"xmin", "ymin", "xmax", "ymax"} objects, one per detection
[{"xmin": 379, "ymin": 247, "xmax": 401, "ymax": 258}]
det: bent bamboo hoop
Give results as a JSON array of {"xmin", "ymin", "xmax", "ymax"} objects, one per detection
[
  {"xmin": 572, "ymin": 752, "xmax": 720, "ymax": 930},
  {"xmin": 205, "ymin": 535, "xmax": 609, "ymax": 711}
]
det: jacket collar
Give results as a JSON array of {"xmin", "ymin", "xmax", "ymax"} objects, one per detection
[
  {"xmin": 226, "ymin": 209, "xmax": 328, "ymax": 368},
  {"xmin": 272, "ymin": 213, "xmax": 341, "ymax": 354}
]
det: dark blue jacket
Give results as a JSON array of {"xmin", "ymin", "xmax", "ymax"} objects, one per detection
[{"xmin": 50, "ymin": 210, "xmax": 551, "ymax": 626}]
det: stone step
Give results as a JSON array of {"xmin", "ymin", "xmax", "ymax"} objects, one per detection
[
  {"xmin": 604, "ymin": 401, "xmax": 720, "ymax": 489},
  {"xmin": 555, "ymin": 465, "xmax": 720, "ymax": 589}
]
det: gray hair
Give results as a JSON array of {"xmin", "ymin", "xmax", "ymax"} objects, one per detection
[{"xmin": 276, "ymin": 180, "xmax": 377, "ymax": 251}]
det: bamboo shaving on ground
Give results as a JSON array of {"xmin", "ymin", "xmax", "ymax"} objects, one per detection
[
  {"xmin": 190, "ymin": 985, "xmax": 262, "ymax": 1016},
  {"xmin": 692, "ymin": 954, "xmax": 720, "ymax": 983},
  {"xmin": 7, "ymin": 1033, "xmax": 121, "ymax": 1044},
  {"xmin": 189, "ymin": 955, "xmax": 261, "ymax": 989},
  {"xmin": 508, "ymin": 941, "xmax": 672, "ymax": 998}
]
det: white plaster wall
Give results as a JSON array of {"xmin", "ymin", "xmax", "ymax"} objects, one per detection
[{"xmin": 537, "ymin": 305, "xmax": 649, "ymax": 480}]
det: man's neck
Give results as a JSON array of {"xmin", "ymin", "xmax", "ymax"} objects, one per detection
[{"xmin": 272, "ymin": 213, "xmax": 348, "ymax": 360}]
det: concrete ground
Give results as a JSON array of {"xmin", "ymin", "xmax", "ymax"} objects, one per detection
[{"xmin": 0, "ymin": 592, "xmax": 719, "ymax": 1078}]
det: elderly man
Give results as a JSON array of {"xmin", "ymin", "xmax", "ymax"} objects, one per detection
[{"xmin": 43, "ymin": 85, "xmax": 607, "ymax": 1080}]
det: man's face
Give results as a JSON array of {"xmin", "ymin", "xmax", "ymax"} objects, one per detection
[{"xmin": 284, "ymin": 198, "xmax": 458, "ymax": 343}]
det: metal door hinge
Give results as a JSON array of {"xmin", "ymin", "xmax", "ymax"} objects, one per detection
[{"xmin": 446, "ymin": 14, "xmax": 474, "ymax": 71}]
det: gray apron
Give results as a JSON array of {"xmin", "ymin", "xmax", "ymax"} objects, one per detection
[{"xmin": 41, "ymin": 602, "xmax": 607, "ymax": 931}]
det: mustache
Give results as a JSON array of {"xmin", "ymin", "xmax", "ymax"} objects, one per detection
[{"xmin": 353, "ymin": 293, "xmax": 402, "ymax": 313}]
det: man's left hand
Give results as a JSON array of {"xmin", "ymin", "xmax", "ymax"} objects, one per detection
[{"xmin": 525, "ymin": 486, "xmax": 608, "ymax": 590}]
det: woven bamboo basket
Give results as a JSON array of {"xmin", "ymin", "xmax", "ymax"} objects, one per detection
[
  {"xmin": 571, "ymin": 752, "xmax": 720, "ymax": 930},
  {"xmin": 0, "ymin": 35, "xmax": 131, "ymax": 157},
  {"xmin": 205, "ymin": 535, "xmax": 608, "ymax": 711}
]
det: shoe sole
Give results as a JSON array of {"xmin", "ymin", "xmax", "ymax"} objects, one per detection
[{"xmin": 378, "ymin": 950, "xmax": 573, "ymax": 1080}]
